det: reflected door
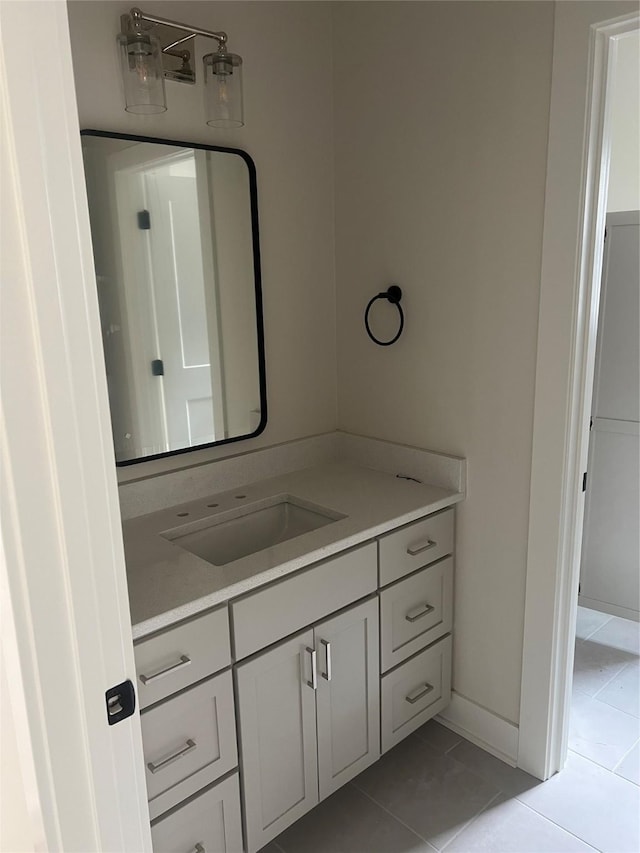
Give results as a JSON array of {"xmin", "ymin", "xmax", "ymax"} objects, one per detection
[{"xmin": 145, "ymin": 168, "xmax": 225, "ymax": 448}]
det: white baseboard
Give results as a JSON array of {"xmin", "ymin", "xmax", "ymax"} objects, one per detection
[
  {"xmin": 578, "ymin": 595, "xmax": 639, "ymax": 623},
  {"xmin": 436, "ymin": 691, "xmax": 519, "ymax": 766}
]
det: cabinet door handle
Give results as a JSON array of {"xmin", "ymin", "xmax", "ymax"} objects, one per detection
[
  {"xmin": 407, "ymin": 538, "xmax": 437, "ymax": 557},
  {"xmin": 139, "ymin": 654, "xmax": 191, "ymax": 685},
  {"xmin": 320, "ymin": 639, "xmax": 332, "ymax": 681},
  {"xmin": 147, "ymin": 738, "xmax": 196, "ymax": 773},
  {"xmin": 305, "ymin": 647, "xmax": 317, "ymax": 690},
  {"xmin": 405, "ymin": 683, "xmax": 434, "ymax": 705},
  {"xmin": 405, "ymin": 603, "xmax": 435, "ymax": 623}
]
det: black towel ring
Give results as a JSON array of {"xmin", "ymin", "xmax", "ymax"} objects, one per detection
[{"xmin": 364, "ymin": 285, "xmax": 404, "ymax": 346}]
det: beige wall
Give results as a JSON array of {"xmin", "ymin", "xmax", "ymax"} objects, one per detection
[
  {"xmin": 608, "ymin": 31, "xmax": 640, "ymax": 212},
  {"xmin": 67, "ymin": 0, "xmax": 634, "ymax": 729},
  {"xmin": 333, "ymin": 1, "xmax": 554, "ymax": 724},
  {"xmin": 67, "ymin": 1, "xmax": 338, "ymax": 460}
]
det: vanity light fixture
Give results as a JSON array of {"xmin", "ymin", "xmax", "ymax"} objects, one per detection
[{"xmin": 117, "ymin": 7, "xmax": 244, "ymax": 127}]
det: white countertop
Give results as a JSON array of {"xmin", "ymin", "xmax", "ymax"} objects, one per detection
[{"xmin": 124, "ymin": 462, "xmax": 463, "ymax": 639}]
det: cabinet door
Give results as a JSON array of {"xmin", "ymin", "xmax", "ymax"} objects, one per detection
[
  {"xmin": 236, "ymin": 629, "xmax": 318, "ymax": 853},
  {"xmin": 315, "ymin": 598, "xmax": 380, "ymax": 800},
  {"xmin": 150, "ymin": 773, "xmax": 243, "ymax": 853},
  {"xmin": 141, "ymin": 671, "xmax": 238, "ymax": 820}
]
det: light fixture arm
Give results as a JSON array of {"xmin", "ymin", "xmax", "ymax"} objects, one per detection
[
  {"xmin": 128, "ymin": 7, "xmax": 228, "ymax": 52},
  {"xmin": 118, "ymin": 7, "xmax": 244, "ymax": 126}
]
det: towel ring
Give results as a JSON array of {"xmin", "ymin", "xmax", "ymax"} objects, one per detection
[{"xmin": 364, "ymin": 285, "xmax": 404, "ymax": 346}]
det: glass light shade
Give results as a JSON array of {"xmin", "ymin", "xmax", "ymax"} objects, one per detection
[
  {"xmin": 203, "ymin": 51, "xmax": 243, "ymax": 128},
  {"xmin": 117, "ymin": 28, "xmax": 167, "ymax": 114}
]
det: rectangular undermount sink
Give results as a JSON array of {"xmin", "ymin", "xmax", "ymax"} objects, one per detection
[{"xmin": 163, "ymin": 495, "xmax": 346, "ymax": 566}]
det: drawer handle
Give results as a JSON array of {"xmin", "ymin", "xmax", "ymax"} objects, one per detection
[
  {"xmin": 405, "ymin": 683, "xmax": 434, "ymax": 705},
  {"xmin": 405, "ymin": 603, "xmax": 435, "ymax": 623},
  {"xmin": 407, "ymin": 538, "xmax": 437, "ymax": 557},
  {"xmin": 147, "ymin": 738, "xmax": 196, "ymax": 774},
  {"xmin": 305, "ymin": 647, "xmax": 317, "ymax": 691},
  {"xmin": 320, "ymin": 639, "xmax": 332, "ymax": 681},
  {"xmin": 139, "ymin": 654, "xmax": 191, "ymax": 685}
]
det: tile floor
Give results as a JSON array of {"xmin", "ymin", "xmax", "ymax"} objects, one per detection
[{"xmin": 260, "ymin": 607, "xmax": 640, "ymax": 853}]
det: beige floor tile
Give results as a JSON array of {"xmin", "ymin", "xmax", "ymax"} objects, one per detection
[
  {"xmin": 596, "ymin": 661, "xmax": 640, "ymax": 717},
  {"xmin": 572, "ymin": 638, "xmax": 636, "ymax": 696},
  {"xmin": 575, "ymin": 606, "xmax": 612, "ymax": 641},
  {"xmin": 615, "ymin": 741, "xmax": 640, "ymax": 787},
  {"xmin": 413, "ymin": 720, "xmax": 462, "ymax": 755},
  {"xmin": 351, "ymin": 735, "xmax": 499, "ymax": 850},
  {"xmin": 569, "ymin": 691, "xmax": 640, "ymax": 770},
  {"xmin": 588, "ymin": 616, "xmax": 640, "ymax": 656},
  {"xmin": 275, "ymin": 783, "xmax": 433, "ymax": 853},
  {"xmin": 445, "ymin": 796, "xmax": 597, "ymax": 852},
  {"xmin": 446, "ymin": 739, "xmax": 538, "ymax": 796},
  {"xmin": 516, "ymin": 750, "xmax": 640, "ymax": 853}
]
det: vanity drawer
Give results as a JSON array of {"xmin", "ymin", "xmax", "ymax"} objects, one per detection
[
  {"xmin": 231, "ymin": 542, "xmax": 377, "ymax": 660},
  {"xmin": 381, "ymin": 635, "xmax": 452, "ymax": 753},
  {"xmin": 150, "ymin": 772, "xmax": 243, "ymax": 853},
  {"xmin": 135, "ymin": 607, "xmax": 231, "ymax": 710},
  {"xmin": 378, "ymin": 508, "xmax": 454, "ymax": 587},
  {"xmin": 142, "ymin": 671, "xmax": 238, "ymax": 817},
  {"xmin": 380, "ymin": 557, "xmax": 453, "ymax": 672}
]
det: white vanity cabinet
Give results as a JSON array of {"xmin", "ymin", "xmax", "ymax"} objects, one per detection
[
  {"xmin": 377, "ymin": 508, "xmax": 454, "ymax": 754},
  {"xmin": 150, "ymin": 774, "xmax": 243, "ymax": 853},
  {"xmin": 132, "ymin": 501, "xmax": 456, "ymax": 853},
  {"xmin": 133, "ymin": 607, "xmax": 243, "ymax": 852},
  {"xmin": 236, "ymin": 597, "xmax": 380, "ymax": 853},
  {"xmin": 235, "ymin": 628, "xmax": 319, "ymax": 852}
]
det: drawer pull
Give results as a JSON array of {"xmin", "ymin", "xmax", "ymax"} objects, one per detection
[
  {"xmin": 147, "ymin": 738, "xmax": 196, "ymax": 774},
  {"xmin": 320, "ymin": 639, "xmax": 332, "ymax": 681},
  {"xmin": 405, "ymin": 683, "xmax": 434, "ymax": 705},
  {"xmin": 139, "ymin": 654, "xmax": 191, "ymax": 685},
  {"xmin": 405, "ymin": 603, "xmax": 435, "ymax": 623},
  {"xmin": 407, "ymin": 538, "xmax": 437, "ymax": 557},
  {"xmin": 305, "ymin": 647, "xmax": 317, "ymax": 690}
]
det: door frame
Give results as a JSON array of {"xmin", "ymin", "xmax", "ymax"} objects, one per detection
[
  {"xmin": 0, "ymin": 2, "xmax": 151, "ymax": 849},
  {"xmin": 518, "ymin": 6, "xmax": 639, "ymax": 780}
]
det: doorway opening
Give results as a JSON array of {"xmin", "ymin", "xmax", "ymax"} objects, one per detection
[
  {"xmin": 519, "ymin": 10, "xmax": 639, "ymax": 782},
  {"xmin": 569, "ymin": 28, "xmax": 639, "ymax": 779}
]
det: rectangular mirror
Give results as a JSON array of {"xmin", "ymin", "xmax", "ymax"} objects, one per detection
[{"xmin": 81, "ymin": 130, "xmax": 266, "ymax": 465}]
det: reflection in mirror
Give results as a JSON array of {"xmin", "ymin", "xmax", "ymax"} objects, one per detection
[{"xmin": 81, "ymin": 131, "xmax": 266, "ymax": 465}]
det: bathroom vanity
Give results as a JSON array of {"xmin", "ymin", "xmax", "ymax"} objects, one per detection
[{"xmin": 123, "ymin": 462, "xmax": 461, "ymax": 853}]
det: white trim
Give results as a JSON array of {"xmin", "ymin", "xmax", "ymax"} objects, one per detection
[
  {"xmin": 436, "ymin": 692, "xmax": 519, "ymax": 766},
  {"xmin": 518, "ymin": 7, "xmax": 639, "ymax": 781},
  {"xmin": 0, "ymin": 2, "xmax": 150, "ymax": 849}
]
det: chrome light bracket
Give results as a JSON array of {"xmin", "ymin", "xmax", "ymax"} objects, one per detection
[{"xmin": 120, "ymin": 7, "xmax": 230, "ymax": 86}]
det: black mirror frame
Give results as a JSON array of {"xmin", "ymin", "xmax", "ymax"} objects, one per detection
[{"xmin": 81, "ymin": 129, "xmax": 267, "ymax": 466}]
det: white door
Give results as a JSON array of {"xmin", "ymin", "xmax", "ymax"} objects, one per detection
[
  {"xmin": 315, "ymin": 598, "xmax": 380, "ymax": 799},
  {"xmin": 1, "ymin": 2, "xmax": 151, "ymax": 850},
  {"xmin": 145, "ymin": 168, "xmax": 224, "ymax": 448},
  {"xmin": 580, "ymin": 211, "xmax": 640, "ymax": 620},
  {"xmin": 235, "ymin": 629, "xmax": 319, "ymax": 853},
  {"xmin": 109, "ymin": 146, "xmax": 226, "ymax": 455}
]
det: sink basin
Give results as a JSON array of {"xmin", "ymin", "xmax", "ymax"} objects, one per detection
[{"xmin": 163, "ymin": 495, "xmax": 345, "ymax": 566}]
